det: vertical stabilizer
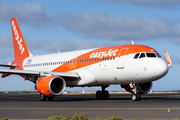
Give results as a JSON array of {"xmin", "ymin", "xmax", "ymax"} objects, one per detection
[{"xmin": 11, "ymin": 18, "xmax": 32, "ymax": 60}]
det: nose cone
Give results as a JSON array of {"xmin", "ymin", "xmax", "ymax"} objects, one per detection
[{"xmin": 154, "ymin": 59, "xmax": 168, "ymax": 80}]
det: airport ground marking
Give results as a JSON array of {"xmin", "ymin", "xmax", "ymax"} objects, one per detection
[{"xmin": 1, "ymin": 108, "xmax": 180, "ymax": 110}]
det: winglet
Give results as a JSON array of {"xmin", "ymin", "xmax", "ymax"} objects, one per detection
[
  {"xmin": 165, "ymin": 50, "xmax": 172, "ymax": 68},
  {"xmin": 10, "ymin": 18, "xmax": 32, "ymax": 60}
]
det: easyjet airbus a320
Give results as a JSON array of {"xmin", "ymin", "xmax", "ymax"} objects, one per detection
[{"xmin": 0, "ymin": 18, "xmax": 172, "ymax": 101}]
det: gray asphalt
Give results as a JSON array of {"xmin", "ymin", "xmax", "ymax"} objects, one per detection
[{"xmin": 0, "ymin": 92, "xmax": 180, "ymax": 119}]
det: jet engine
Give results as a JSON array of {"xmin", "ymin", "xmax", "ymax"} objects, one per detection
[
  {"xmin": 121, "ymin": 82, "xmax": 152, "ymax": 94},
  {"xmin": 36, "ymin": 76, "xmax": 66, "ymax": 97}
]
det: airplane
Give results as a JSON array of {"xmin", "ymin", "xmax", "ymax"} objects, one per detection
[{"xmin": 0, "ymin": 17, "xmax": 172, "ymax": 101}]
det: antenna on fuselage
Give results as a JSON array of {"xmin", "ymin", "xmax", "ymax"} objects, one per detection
[{"xmin": 131, "ymin": 40, "xmax": 134, "ymax": 45}]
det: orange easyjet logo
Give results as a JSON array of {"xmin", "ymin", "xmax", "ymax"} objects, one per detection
[
  {"xmin": 12, "ymin": 20, "xmax": 25, "ymax": 55},
  {"xmin": 90, "ymin": 49, "xmax": 119, "ymax": 58}
]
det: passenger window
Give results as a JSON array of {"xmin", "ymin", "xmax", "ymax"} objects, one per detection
[
  {"xmin": 146, "ymin": 53, "xmax": 156, "ymax": 58},
  {"xmin": 155, "ymin": 53, "xmax": 161, "ymax": 58},
  {"xmin": 134, "ymin": 53, "xmax": 140, "ymax": 59},
  {"xmin": 139, "ymin": 53, "xmax": 145, "ymax": 58}
]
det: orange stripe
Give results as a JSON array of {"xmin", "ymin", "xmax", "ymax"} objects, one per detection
[{"xmin": 52, "ymin": 44, "xmax": 157, "ymax": 72}]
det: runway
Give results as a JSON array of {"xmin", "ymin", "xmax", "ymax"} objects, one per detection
[{"xmin": 0, "ymin": 92, "xmax": 180, "ymax": 119}]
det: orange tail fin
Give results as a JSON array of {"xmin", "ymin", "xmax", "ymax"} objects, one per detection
[{"xmin": 11, "ymin": 18, "xmax": 32, "ymax": 60}]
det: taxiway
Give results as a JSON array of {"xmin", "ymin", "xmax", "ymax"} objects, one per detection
[{"xmin": 0, "ymin": 92, "xmax": 180, "ymax": 119}]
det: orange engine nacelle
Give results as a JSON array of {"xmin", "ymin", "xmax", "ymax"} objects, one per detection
[
  {"xmin": 121, "ymin": 82, "xmax": 152, "ymax": 94},
  {"xmin": 36, "ymin": 76, "xmax": 66, "ymax": 97}
]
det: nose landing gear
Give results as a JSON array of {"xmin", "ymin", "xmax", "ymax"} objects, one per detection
[
  {"xmin": 131, "ymin": 83, "xmax": 141, "ymax": 101},
  {"xmin": 96, "ymin": 85, "xmax": 109, "ymax": 100}
]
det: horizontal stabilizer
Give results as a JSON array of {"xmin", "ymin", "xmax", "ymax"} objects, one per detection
[{"xmin": 0, "ymin": 64, "xmax": 16, "ymax": 69}]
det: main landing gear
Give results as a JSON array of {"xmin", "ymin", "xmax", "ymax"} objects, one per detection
[
  {"xmin": 131, "ymin": 83, "xmax": 141, "ymax": 101},
  {"xmin": 96, "ymin": 85, "xmax": 109, "ymax": 100},
  {"xmin": 39, "ymin": 94, "xmax": 54, "ymax": 101}
]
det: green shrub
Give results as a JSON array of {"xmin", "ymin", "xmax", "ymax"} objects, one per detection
[
  {"xmin": 72, "ymin": 113, "xmax": 88, "ymax": 120},
  {"xmin": 131, "ymin": 118, "xmax": 139, "ymax": 120},
  {"xmin": 107, "ymin": 116, "xmax": 123, "ymax": 120},
  {"xmin": 45, "ymin": 115, "xmax": 71, "ymax": 120},
  {"xmin": 44, "ymin": 114, "xmax": 88, "ymax": 120},
  {"xmin": 0, "ymin": 118, "xmax": 9, "ymax": 120},
  {"xmin": 94, "ymin": 117, "xmax": 103, "ymax": 120}
]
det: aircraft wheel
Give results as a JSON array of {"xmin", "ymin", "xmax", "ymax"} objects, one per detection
[
  {"xmin": 132, "ymin": 94, "xmax": 141, "ymax": 101},
  {"xmin": 47, "ymin": 97, "xmax": 54, "ymax": 101},
  {"xmin": 102, "ymin": 90, "xmax": 109, "ymax": 100},
  {"xmin": 96, "ymin": 90, "xmax": 103, "ymax": 100},
  {"xmin": 39, "ymin": 94, "xmax": 46, "ymax": 101}
]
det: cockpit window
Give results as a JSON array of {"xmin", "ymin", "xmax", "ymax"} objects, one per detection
[
  {"xmin": 134, "ymin": 53, "xmax": 140, "ymax": 59},
  {"xmin": 134, "ymin": 52, "xmax": 162, "ymax": 59},
  {"xmin": 146, "ymin": 53, "xmax": 156, "ymax": 58},
  {"xmin": 139, "ymin": 53, "xmax": 145, "ymax": 58},
  {"xmin": 155, "ymin": 53, "xmax": 161, "ymax": 58}
]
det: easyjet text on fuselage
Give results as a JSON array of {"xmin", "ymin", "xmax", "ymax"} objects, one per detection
[{"xmin": 90, "ymin": 49, "xmax": 118, "ymax": 58}]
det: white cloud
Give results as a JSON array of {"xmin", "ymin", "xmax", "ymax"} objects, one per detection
[
  {"xmin": 106, "ymin": 0, "xmax": 180, "ymax": 8},
  {"xmin": 0, "ymin": 1, "xmax": 54, "ymax": 25},
  {"xmin": 27, "ymin": 39, "xmax": 113, "ymax": 52},
  {"xmin": 57, "ymin": 12, "xmax": 180, "ymax": 41},
  {"xmin": 1, "ymin": 1, "xmax": 180, "ymax": 43},
  {"xmin": 0, "ymin": 35, "xmax": 113, "ymax": 55}
]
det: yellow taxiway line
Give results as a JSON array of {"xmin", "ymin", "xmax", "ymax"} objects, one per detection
[{"xmin": 0, "ymin": 108, "xmax": 180, "ymax": 110}]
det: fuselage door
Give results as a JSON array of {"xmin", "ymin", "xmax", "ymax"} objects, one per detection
[
  {"xmin": 117, "ymin": 48, "xmax": 128, "ymax": 69},
  {"xmin": 69, "ymin": 58, "xmax": 77, "ymax": 69}
]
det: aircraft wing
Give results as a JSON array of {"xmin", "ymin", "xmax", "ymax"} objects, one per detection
[
  {"xmin": 0, "ymin": 69, "xmax": 40, "ymax": 75},
  {"xmin": 0, "ymin": 68, "xmax": 79, "ymax": 80}
]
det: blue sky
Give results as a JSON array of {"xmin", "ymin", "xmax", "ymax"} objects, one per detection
[{"xmin": 0, "ymin": 0, "xmax": 180, "ymax": 91}]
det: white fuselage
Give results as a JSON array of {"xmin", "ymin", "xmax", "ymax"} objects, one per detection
[{"xmin": 22, "ymin": 47, "xmax": 168, "ymax": 87}]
